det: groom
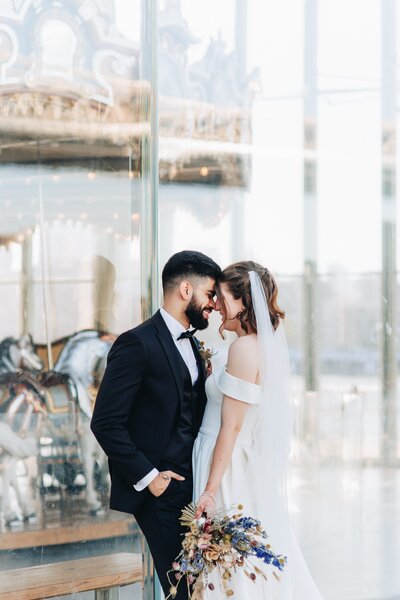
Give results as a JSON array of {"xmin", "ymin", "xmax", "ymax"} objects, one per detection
[{"xmin": 91, "ymin": 250, "xmax": 221, "ymax": 599}]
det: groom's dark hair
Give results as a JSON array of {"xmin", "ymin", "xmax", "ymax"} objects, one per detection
[{"xmin": 162, "ymin": 250, "xmax": 221, "ymax": 293}]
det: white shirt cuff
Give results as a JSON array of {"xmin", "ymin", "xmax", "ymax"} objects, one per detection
[{"xmin": 133, "ymin": 468, "xmax": 159, "ymax": 491}]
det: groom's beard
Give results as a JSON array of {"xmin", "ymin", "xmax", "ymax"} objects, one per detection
[{"xmin": 185, "ymin": 296, "xmax": 211, "ymax": 330}]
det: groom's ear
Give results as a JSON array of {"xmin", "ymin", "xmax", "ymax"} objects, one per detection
[{"xmin": 179, "ymin": 279, "xmax": 193, "ymax": 301}]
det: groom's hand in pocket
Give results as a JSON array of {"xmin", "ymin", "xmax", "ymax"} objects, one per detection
[{"xmin": 148, "ymin": 470, "xmax": 185, "ymax": 497}]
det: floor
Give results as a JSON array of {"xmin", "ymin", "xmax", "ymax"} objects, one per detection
[
  {"xmin": 289, "ymin": 465, "xmax": 400, "ymax": 600},
  {"xmin": 1, "ymin": 465, "xmax": 399, "ymax": 600}
]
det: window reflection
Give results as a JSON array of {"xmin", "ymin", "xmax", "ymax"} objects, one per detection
[
  {"xmin": 37, "ymin": 20, "xmax": 78, "ymax": 81},
  {"xmin": 0, "ymin": 2, "xmax": 143, "ymax": 595}
]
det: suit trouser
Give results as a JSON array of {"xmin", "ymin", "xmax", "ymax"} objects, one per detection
[{"xmin": 134, "ymin": 477, "xmax": 192, "ymax": 600}]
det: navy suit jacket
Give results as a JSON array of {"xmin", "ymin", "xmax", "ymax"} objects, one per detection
[{"xmin": 90, "ymin": 310, "xmax": 207, "ymax": 514}]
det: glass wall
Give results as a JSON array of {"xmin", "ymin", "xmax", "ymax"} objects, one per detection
[
  {"xmin": 0, "ymin": 1, "xmax": 143, "ymax": 597},
  {"xmin": 1, "ymin": 2, "xmax": 400, "ymax": 600}
]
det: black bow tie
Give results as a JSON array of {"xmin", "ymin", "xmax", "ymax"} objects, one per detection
[{"xmin": 177, "ymin": 329, "xmax": 197, "ymax": 341}]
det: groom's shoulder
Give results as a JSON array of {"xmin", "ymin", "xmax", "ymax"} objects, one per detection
[
  {"xmin": 111, "ymin": 308, "xmax": 170, "ymax": 351},
  {"xmin": 119, "ymin": 316, "xmax": 156, "ymax": 340},
  {"xmin": 110, "ymin": 316, "xmax": 157, "ymax": 349}
]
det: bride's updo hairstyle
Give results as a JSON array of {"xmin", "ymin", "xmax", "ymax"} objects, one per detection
[{"xmin": 218, "ymin": 261, "xmax": 285, "ymax": 333}]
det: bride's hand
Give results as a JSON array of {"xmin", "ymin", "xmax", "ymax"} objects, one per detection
[{"xmin": 195, "ymin": 491, "xmax": 216, "ymax": 518}]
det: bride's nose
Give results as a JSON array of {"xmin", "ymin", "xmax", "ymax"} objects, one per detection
[
  {"xmin": 215, "ymin": 298, "xmax": 221, "ymax": 311},
  {"xmin": 208, "ymin": 297, "xmax": 216, "ymax": 309}
]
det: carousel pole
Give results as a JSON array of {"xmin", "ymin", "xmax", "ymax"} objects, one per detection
[
  {"xmin": 20, "ymin": 236, "xmax": 31, "ymax": 335},
  {"xmin": 140, "ymin": 0, "xmax": 159, "ymax": 315},
  {"xmin": 140, "ymin": 0, "xmax": 160, "ymax": 598},
  {"xmin": 37, "ymin": 149, "xmax": 54, "ymax": 370}
]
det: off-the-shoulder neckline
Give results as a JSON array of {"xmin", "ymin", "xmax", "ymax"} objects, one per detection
[{"xmin": 220, "ymin": 368, "xmax": 261, "ymax": 389}]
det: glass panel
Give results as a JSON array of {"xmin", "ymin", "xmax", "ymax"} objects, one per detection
[
  {"xmin": 156, "ymin": 2, "xmax": 399, "ymax": 599},
  {"xmin": 0, "ymin": 1, "xmax": 143, "ymax": 598}
]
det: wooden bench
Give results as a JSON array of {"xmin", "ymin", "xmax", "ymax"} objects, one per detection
[
  {"xmin": 0, "ymin": 552, "xmax": 142, "ymax": 600},
  {"xmin": 0, "ymin": 515, "xmax": 137, "ymax": 552}
]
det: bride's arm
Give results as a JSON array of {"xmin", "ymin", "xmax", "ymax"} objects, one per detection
[{"xmin": 195, "ymin": 337, "xmax": 258, "ymax": 517}]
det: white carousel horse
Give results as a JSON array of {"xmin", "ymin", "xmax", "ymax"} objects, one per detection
[
  {"xmin": 0, "ymin": 335, "xmax": 45, "ymax": 526},
  {"xmin": 54, "ymin": 330, "xmax": 114, "ymax": 515}
]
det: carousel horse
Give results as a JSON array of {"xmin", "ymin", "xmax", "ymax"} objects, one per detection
[
  {"xmin": 0, "ymin": 335, "xmax": 45, "ymax": 526},
  {"xmin": 0, "ymin": 331, "xmax": 114, "ymax": 521},
  {"xmin": 0, "ymin": 335, "xmax": 43, "ymax": 374},
  {"xmin": 53, "ymin": 330, "xmax": 114, "ymax": 515}
]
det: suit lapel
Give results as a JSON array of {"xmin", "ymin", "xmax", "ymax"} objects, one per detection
[
  {"xmin": 190, "ymin": 336, "xmax": 207, "ymax": 430},
  {"xmin": 152, "ymin": 310, "xmax": 184, "ymax": 404},
  {"xmin": 191, "ymin": 337, "xmax": 206, "ymax": 385}
]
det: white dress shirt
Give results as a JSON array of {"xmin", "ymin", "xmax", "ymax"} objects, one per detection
[{"xmin": 133, "ymin": 307, "xmax": 199, "ymax": 491}]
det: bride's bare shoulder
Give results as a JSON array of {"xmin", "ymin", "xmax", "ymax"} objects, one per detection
[
  {"xmin": 227, "ymin": 335, "xmax": 258, "ymax": 384},
  {"xmin": 229, "ymin": 333, "xmax": 258, "ymax": 352}
]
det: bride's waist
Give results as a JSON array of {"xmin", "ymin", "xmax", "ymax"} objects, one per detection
[{"xmin": 198, "ymin": 426, "xmax": 254, "ymax": 447}]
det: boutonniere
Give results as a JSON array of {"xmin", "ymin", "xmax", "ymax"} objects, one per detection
[{"xmin": 198, "ymin": 341, "xmax": 215, "ymax": 377}]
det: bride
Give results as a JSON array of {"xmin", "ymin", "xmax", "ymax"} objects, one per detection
[{"xmin": 192, "ymin": 261, "xmax": 324, "ymax": 599}]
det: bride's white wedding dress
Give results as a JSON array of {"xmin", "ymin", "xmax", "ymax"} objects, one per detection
[{"xmin": 192, "ymin": 361, "xmax": 324, "ymax": 599}]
